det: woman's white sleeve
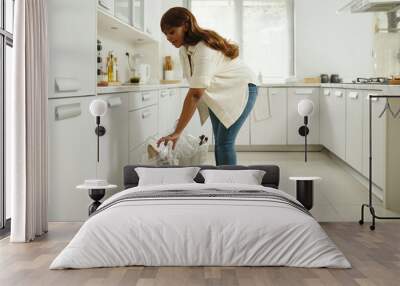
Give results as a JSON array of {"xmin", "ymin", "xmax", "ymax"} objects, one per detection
[{"xmin": 189, "ymin": 45, "xmax": 217, "ymax": 89}]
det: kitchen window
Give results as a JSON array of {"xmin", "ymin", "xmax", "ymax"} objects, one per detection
[
  {"xmin": 0, "ymin": 0, "xmax": 14, "ymax": 235},
  {"xmin": 187, "ymin": 0, "xmax": 294, "ymax": 83}
]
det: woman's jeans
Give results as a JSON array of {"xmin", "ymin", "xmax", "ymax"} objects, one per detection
[{"xmin": 209, "ymin": 83, "xmax": 258, "ymax": 166}]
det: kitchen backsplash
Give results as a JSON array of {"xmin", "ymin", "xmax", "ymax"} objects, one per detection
[
  {"xmin": 97, "ymin": 35, "xmax": 137, "ymax": 84},
  {"xmin": 373, "ymin": 12, "xmax": 400, "ymax": 77}
]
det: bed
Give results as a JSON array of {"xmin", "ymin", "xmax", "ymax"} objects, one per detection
[{"xmin": 50, "ymin": 165, "xmax": 350, "ymax": 269}]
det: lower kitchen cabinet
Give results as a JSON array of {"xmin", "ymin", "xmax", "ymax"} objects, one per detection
[
  {"xmin": 330, "ymin": 89, "xmax": 346, "ymax": 160},
  {"xmin": 362, "ymin": 92, "xmax": 386, "ymax": 189},
  {"xmin": 48, "ymin": 93, "xmax": 129, "ymax": 221},
  {"xmin": 129, "ymin": 104, "xmax": 158, "ymax": 150},
  {"xmin": 250, "ymin": 87, "xmax": 287, "ymax": 145},
  {"xmin": 129, "ymin": 140, "xmax": 149, "ymax": 165},
  {"xmin": 179, "ymin": 88, "xmax": 213, "ymax": 141},
  {"xmin": 320, "ymin": 88, "xmax": 333, "ymax": 150},
  {"xmin": 345, "ymin": 89, "xmax": 363, "ymax": 171},
  {"xmin": 48, "ymin": 96, "xmax": 97, "ymax": 221},
  {"xmin": 96, "ymin": 93, "xmax": 129, "ymax": 194},
  {"xmin": 158, "ymin": 88, "xmax": 182, "ymax": 136},
  {"xmin": 287, "ymin": 88, "xmax": 320, "ymax": 145}
]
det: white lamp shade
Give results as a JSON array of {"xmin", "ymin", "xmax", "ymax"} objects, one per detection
[
  {"xmin": 89, "ymin": 99, "xmax": 108, "ymax": 117},
  {"xmin": 298, "ymin": 99, "xmax": 314, "ymax": 116}
]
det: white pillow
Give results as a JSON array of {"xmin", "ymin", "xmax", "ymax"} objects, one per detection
[
  {"xmin": 200, "ymin": 169, "xmax": 266, "ymax": 185},
  {"xmin": 135, "ymin": 167, "xmax": 201, "ymax": 186}
]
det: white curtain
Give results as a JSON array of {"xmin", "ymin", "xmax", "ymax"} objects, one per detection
[{"xmin": 9, "ymin": 0, "xmax": 49, "ymax": 242}]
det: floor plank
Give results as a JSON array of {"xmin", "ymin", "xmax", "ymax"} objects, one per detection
[{"xmin": 1, "ymin": 222, "xmax": 400, "ymax": 286}]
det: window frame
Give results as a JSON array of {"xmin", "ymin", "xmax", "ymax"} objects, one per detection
[
  {"xmin": 186, "ymin": 0, "xmax": 295, "ymax": 80},
  {"xmin": 0, "ymin": 0, "xmax": 13, "ymax": 233}
]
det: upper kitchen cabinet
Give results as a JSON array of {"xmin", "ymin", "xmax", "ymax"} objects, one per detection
[
  {"xmin": 98, "ymin": 0, "xmax": 115, "ymax": 15},
  {"xmin": 133, "ymin": 0, "xmax": 144, "ymax": 30},
  {"xmin": 115, "ymin": 0, "xmax": 131, "ymax": 24},
  {"xmin": 144, "ymin": 0, "xmax": 161, "ymax": 41},
  {"xmin": 48, "ymin": 0, "xmax": 97, "ymax": 98},
  {"xmin": 114, "ymin": 0, "xmax": 144, "ymax": 30},
  {"xmin": 97, "ymin": 0, "xmax": 158, "ymax": 44}
]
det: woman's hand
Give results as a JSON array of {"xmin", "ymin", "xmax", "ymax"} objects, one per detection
[{"xmin": 157, "ymin": 132, "xmax": 181, "ymax": 150}]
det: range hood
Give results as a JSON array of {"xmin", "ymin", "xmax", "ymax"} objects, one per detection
[{"xmin": 339, "ymin": 0, "xmax": 400, "ymax": 13}]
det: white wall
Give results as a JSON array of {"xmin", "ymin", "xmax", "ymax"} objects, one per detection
[
  {"xmin": 295, "ymin": 0, "xmax": 375, "ymax": 81},
  {"xmin": 159, "ymin": 0, "xmax": 185, "ymax": 81}
]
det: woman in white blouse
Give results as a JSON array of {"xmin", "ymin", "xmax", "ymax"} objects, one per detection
[{"xmin": 157, "ymin": 7, "xmax": 258, "ymax": 166}]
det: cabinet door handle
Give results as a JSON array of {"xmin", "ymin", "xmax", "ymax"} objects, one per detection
[
  {"xmin": 98, "ymin": 0, "xmax": 110, "ymax": 10},
  {"xmin": 348, "ymin": 92, "xmax": 358, "ymax": 99},
  {"xmin": 367, "ymin": 94, "xmax": 379, "ymax": 101},
  {"xmin": 142, "ymin": 93, "xmax": 151, "ymax": 101},
  {"xmin": 295, "ymin": 89, "xmax": 313, "ymax": 95},
  {"xmin": 55, "ymin": 103, "xmax": 81, "ymax": 121},
  {"xmin": 107, "ymin": 97, "xmax": 122, "ymax": 107},
  {"xmin": 142, "ymin": 110, "xmax": 152, "ymax": 119},
  {"xmin": 334, "ymin": 91, "xmax": 343, "ymax": 97},
  {"xmin": 160, "ymin": 91, "xmax": 169, "ymax": 98},
  {"xmin": 270, "ymin": 91, "xmax": 278, "ymax": 95},
  {"xmin": 323, "ymin": 89, "xmax": 330, "ymax": 96}
]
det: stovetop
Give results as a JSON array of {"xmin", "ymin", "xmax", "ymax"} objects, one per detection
[{"xmin": 352, "ymin": 77, "xmax": 390, "ymax": 84}]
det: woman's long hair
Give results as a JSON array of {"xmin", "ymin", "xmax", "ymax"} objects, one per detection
[{"xmin": 160, "ymin": 7, "xmax": 239, "ymax": 60}]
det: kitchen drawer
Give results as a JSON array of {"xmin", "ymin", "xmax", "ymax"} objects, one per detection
[
  {"xmin": 129, "ymin": 90, "xmax": 158, "ymax": 111},
  {"xmin": 129, "ymin": 105, "xmax": 158, "ymax": 150}
]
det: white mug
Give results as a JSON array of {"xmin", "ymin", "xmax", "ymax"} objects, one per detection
[{"xmin": 165, "ymin": 70, "xmax": 174, "ymax": 81}]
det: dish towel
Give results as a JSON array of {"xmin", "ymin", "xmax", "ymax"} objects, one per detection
[{"xmin": 253, "ymin": 87, "xmax": 271, "ymax": 121}]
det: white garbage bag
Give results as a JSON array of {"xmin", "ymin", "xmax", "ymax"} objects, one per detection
[{"xmin": 143, "ymin": 133, "xmax": 209, "ymax": 166}]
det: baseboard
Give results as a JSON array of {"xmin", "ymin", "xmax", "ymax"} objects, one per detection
[
  {"xmin": 209, "ymin": 145, "xmax": 324, "ymax": 152},
  {"xmin": 322, "ymin": 148, "xmax": 383, "ymax": 201},
  {"xmin": 0, "ymin": 218, "xmax": 11, "ymax": 239}
]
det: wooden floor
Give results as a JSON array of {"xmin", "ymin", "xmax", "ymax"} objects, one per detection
[{"xmin": 0, "ymin": 222, "xmax": 399, "ymax": 286}]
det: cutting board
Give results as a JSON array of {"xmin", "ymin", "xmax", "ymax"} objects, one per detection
[{"xmin": 389, "ymin": 79, "xmax": 400, "ymax": 85}]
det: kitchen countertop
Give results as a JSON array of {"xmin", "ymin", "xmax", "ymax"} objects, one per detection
[{"xmin": 97, "ymin": 82, "xmax": 400, "ymax": 94}]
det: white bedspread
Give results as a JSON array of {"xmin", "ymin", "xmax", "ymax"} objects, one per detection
[{"xmin": 50, "ymin": 183, "xmax": 351, "ymax": 269}]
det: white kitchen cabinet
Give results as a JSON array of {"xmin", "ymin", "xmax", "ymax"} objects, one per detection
[
  {"xmin": 158, "ymin": 89, "xmax": 172, "ymax": 136},
  {"xmin": 169, "ymin": 88, "xmax": 182, "ymax": 130},
  {"xmin": 158, "ymin": 88, "xmax": 181, "ymax": 136},
  {"xmin": 115, "ymin": 0, "xmax": 131, "ymax": 24},
  {"xmin": 129, "ymin": 104, "xmax": 158, "ymax": 150},
  {"xmin": 48, "ymin": 96, "xmax": 96, "ymax": 221},
  {"xmin": 132, "ymin": 0, "xmax": 144, "ymax": 30},
  {"xmin": 330, "ymin": 89, "xmax": 346, "ymax": 160},
  {"xmin": 48, "ymin": 0, "xmax": 97, "ymax": 98},
  {"xmin": 362, "ymin": 92, "xmax": 386, "ymax": 189},
  {"xmin": 287, "ymin": 88, "xmax": 320, "ymax": 144},
  {"xmin": 129, "ymin": 90, "xmax": 158, "ymax": 111},
  {"xmin": 96, "ymin": 93, "xmax": 129, "ymax": 194},
  {"xmin": 144, "ymin": 0, "xmax": 161, "ymax": 41},
  {"xmin": 236, "ymin": 119, "xmax": 250, "ymax": 145},
  {"xmin": 179, "ymin": 88, "xmax": 213, "ymax": 141},
  {"xmin": 129, "ymin": 141, "xmax": 149, "ymax": 165},
  {"xmin": 320, "ymin": 88, "xmax": 333, "ymax": 151},
  {"xmin": 98, "ymin": 0, "xmax": 115, "ymax": 15},
  {"xmin": 251, "ymin": 88, "xmax": 287, "ymax": 145},
  {"xmin": 345, "ymin": 89, "xmax": 363, "ymax": 171}
]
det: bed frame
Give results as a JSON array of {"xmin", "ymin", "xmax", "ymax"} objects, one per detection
[{"xmin": 123, "ymin": 165, "xmax": 280, "ymax": 189}]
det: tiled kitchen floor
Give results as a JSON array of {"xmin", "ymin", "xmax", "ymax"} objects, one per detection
[{"xmin": 206, "ymin": 150, "xmax": 400, "ymax": 222}]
